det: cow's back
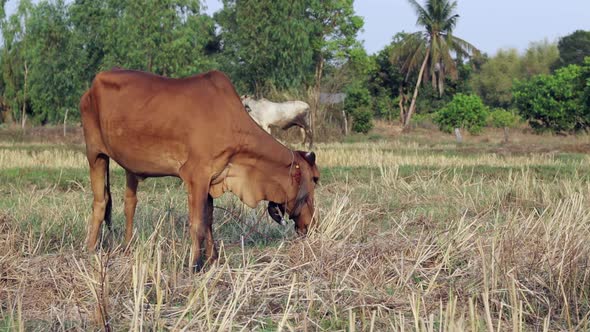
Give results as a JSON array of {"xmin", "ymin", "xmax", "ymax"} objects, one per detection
[{"xmin": 81, "ymin": 69, "xmax": 249, "ymax": 177}]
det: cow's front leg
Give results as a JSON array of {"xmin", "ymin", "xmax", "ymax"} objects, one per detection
[
  {"xmin": 204, "ymin": 195, "xmax": 218, "ymax": 265},
  {"xmin": 124, "ymin": 171, "xmax": 139, "ymax": 245},
  {"xmin": 185, "ymin": 176, "xmax": 211, "ymax": 272}
]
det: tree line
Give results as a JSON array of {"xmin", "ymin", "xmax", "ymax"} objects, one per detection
[
  {"xmin": 0, "ymin": 0, "xmax": 363, "ymax": 129},
  {"xmin": 0, "ymin": 0, "xmax": 589, "ymax": 136}
]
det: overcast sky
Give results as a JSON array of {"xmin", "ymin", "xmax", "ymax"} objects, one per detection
[{"xmin": 6, "ymin": 0, "xmax": 590, "ymax": 56}]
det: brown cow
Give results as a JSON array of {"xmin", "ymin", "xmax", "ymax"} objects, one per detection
[{"xmin": 80, "ymin": 69, "xmax": 319, "ymax": 271}]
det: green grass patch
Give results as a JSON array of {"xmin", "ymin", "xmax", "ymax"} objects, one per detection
[{"xmin": 0, "ymin": 167, "xmax": 185, "ymax": 191}]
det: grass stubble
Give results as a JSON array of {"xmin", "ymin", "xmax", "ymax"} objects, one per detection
[{"xmin": 1, "ymin": 131, "xmax": 590, "ymax": 331}]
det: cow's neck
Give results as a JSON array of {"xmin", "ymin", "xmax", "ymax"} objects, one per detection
[
  {"xmin": 219, "ymin": 127, "xmax": 299, "ymax": 208},
  {"xmin": 238, "ymin": 126, "xmax": 295, "ymax": 167}
]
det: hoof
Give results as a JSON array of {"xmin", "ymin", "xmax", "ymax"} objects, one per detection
[{"xmin": 193, "ymin": 258, "xmax": 204, "ymax": 273}]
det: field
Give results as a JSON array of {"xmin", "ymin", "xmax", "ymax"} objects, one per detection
[{"xmin": 2, "ymin": 125, "xmax": 590, "ymax": 331}]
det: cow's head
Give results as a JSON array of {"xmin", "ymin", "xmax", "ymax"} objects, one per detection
[
  {"xmin": 240, "ymin": 95, "xmax": 254, "ymax": 112},
  {"xmin": 268, "ymin": 151, "xmax": 320, "ymax": 235}
]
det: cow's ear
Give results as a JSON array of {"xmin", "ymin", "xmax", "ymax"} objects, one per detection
[{"xmin": 298, "ymin": 151, "xmax": 316, "ymax": 166}]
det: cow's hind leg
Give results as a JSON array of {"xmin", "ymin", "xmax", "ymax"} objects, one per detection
[
  {"xmin": 124, "ymin": 171, "xmax": 139, "ymax": 245},
  {"xmin": 87, "ymin": 154, "xmax": 111, "ymax": 251}
]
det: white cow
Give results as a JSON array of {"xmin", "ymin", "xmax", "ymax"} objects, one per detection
[{"xmin": 241, "ymin": 95, "xmax": 313, "ymax": 148}]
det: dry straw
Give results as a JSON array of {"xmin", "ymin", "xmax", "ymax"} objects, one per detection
[{"xmin": 3, "ymin": 140, "xmax": 590, "ymax": 330}]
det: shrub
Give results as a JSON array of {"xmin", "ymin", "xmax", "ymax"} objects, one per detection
[
  {"xmin": 434, "ymin": 93, "xmax": 489, "ymax": 134},
  {"xmin": 583, "ymin": 57, "xmax": 590, "ymax": 114},
  {"xmin": 489, "ymin": 108, "xmax": 519, "ymax": 128},
  {"xmin": 350, "ymin": 106, "xmax": 374, "ymax": 134},
  {"xmin": 513, "ymin": 64, "xmax": 586, "ymax": 133},
  {"xmin": 373, "ymin": 93, "xmax": 397, "ymax": 121},
  {"xmin": 345, "ymin": 83, "xmax": 374, "ymax": 134},
  {"xmin": 344, "ymin": 83, "xmax": 371, "ymax": 111},
  {"xmin": 411, "ymin": 113, "xmax": 437, "ymax": 130}
]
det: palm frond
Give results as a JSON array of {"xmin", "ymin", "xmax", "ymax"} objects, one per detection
[
  {"xmin": 439, "ymin": 37, "xmax": 458, "ymax": 80},
  {"xmin": 398, "ymin": 0, "xmax": 479, "ymax": 95},
  {"xmin": 404, "ymin": 44, "xmax": 426, "ymax": 81},
  {"xmin": 390, "ymin": 32, "xmax": 427, "ymax": 81},
  {"xmin": 440, "ymin": 1, "xmax": 459, "ymax": 30},
  {"xmin": 427, "ymin": 35, "xmax": 440, "ymax": 86},
  {"xmin": 407, "ymin": 0, "xmax": 432, "ymax": 29},
  {"xmin": 406, "ymin": 0, "xmax": 427, "ymax": 21},
  {"xmin": 449, "ymin": 35, "xmax": 480, "ymax": 57}
]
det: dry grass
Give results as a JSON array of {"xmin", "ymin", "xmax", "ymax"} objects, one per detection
[
  {"xmin": 317, "ymin": 143, "xmax": 589, "ymax": 168},
  {"xmin": 3, "ymin": 140, "xmax": 589, "ymax": 170},
  {"xmin": 2, "ymin": 129, "xmax": 590, "ymax": 330}
]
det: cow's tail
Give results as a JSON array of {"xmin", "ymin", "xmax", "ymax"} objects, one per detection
[{"xmin": 104, "ymin": 161, "xmax": 112, "ymax": 231}]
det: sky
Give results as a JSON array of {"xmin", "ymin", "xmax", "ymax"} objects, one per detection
[
  {"xmin": 202, "ymin": 0, "xmax": 590, "ymax": 56},
  {"xmin": 5, "ymin": 0, "xmax": 590, "ymax": 56}
]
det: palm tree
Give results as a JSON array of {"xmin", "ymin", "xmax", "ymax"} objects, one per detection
[{"xmin": 393, "ymin": 0, "xmax": 479, "ymax": 129}]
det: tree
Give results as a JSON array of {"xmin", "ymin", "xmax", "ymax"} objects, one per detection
[
  {"xmin": 520, "ymin": 39, "xmax": 558, "ymax": 76},
  {"xmin": 488, "ymin": 108, "xmax": 519, "ymax": 143},
  {"xmin": 392, "ymin": 0, "xmax": 479, "ymax": 129},
  {"xmin": 307, "ymin": 0, "xmax": 364, "ymax": 134},
  {"xmin": 0, "ymin": 0, "xmax": 32, "ymax": 127},
  {"xmin": 0, "ymin": 0, "xmax": 5, "ymax": 20},
  {"xmin": 470, "ymin": 49, "xmax": 520, "ymax": 108},
  {"xmin": 367, "ymin": 34, "xmax": 406, "ymax": 122},
  {"xmin": 471, "ymin": 42, "xmax": 558, "ymax": 109},
  {"xmin": 26, "ymin": 0, "xmax": 79, "ymax": 124},
  {"xmin": 584, "ymin": 57, "xmax": 590, "ymax": 112},
  {"xmin": 489, "ymin": 108, "xmax": 519, "ymax": 129},
  {"xmin": 215, "ymin": 0, "xmax": 314, "ymax": 94},
  {"xmin": 321, "ymin": 44, "xmax": 375, "ymax": 135},
  {"xmin": 0, "ymin": 0, "xmax": 7, "ymax": 122},
  {"xmin": 344, "ymin": 82, "xmax": 373, "ymax": 134},
  {"xmin": 513, "ymin": 64, "xmax": 586, "ymax": 133},
  {"xmin": 554, "ymin": 30, "xmax": 590, "ymax": 69},
  {"xmin": 413, "ymin": 56, "xmax": 474, "ymax": 118},
  {"xmin": 0, "ymin": 0, "xmax": 220, "ymax": 126},
  {"xmin": 434, "ymin": 93, "xmax": 488, "ymax": 135},
  {"xmin": 70, "ymin": 0, "xmax": 217, "ymax": 79},
  {"xmin": 69, "ymin": 0, "xmax": 113, "ymax": 85},
  {"xmin": 102, "ymin": 0, "xmax": 216, "ymax": 76}
]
